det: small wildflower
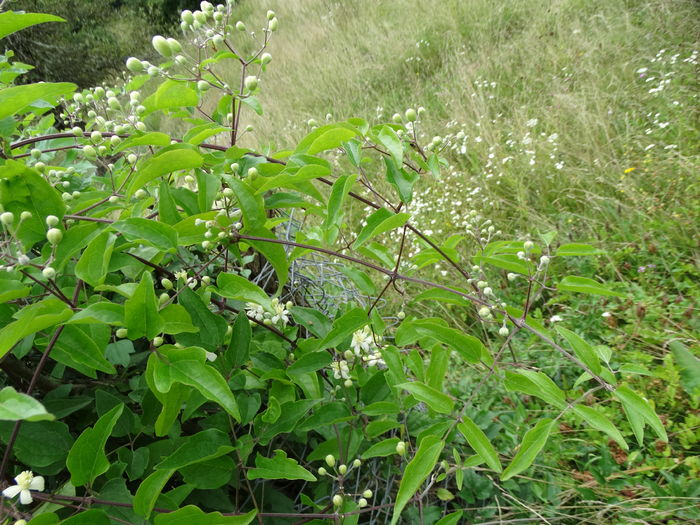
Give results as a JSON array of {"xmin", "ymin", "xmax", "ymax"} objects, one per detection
[
  {"xmin": 2, "ymin": 470, "xmax": 44, "ymax": 504},
  {"xmin": 549, "ymin": 315, "xmax": 563, "ymax": 323}
]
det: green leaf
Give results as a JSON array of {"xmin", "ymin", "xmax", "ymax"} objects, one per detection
[
  {"xmin": 66, "ymin": 404, "xmax": 124, "ymax": 486},
  {"xmin": 573, "ymin": 405, "xmax": 628, "ymax": 451},
  {"xmin": 670, "ymin": 341, "xmax": 700, "ymax": 395},
  {"xmin": 0, "ymin": 387, "xmax": 54, "ymax": 422},
  {"xmin": 0, "ymin": 11, "xmax": 64, "ymax": 39},
  {"xmin": 556, "ymin": 243, "xmax": 605, "ymax": 256},
  {"xmin": 133, "ymin": 468, "xmax": 175, "ymax": 518},
  {"xmin": 176, "ymin": 287, "xmax": 227, "ymax": 350},
  {"xmin": 124, "ymin": 272, "xmax": 163, "ymax": 340},
  {"xmin": 472, "ymin": 254, "xmax": 530, "ymax": 275},
  {"xmin": 614, "ymin": 385, "xmax": 667, "ymax": 443},
  {"xmin": 435, "ymin": 511, "xmax": 464, "ymax": 525},
  {"xmin": 214, "ymin": 273, "xmax": 271, "ymax": 309},
  {"xmin": 295, "ymin": 124, "xmax": 359, "ymax": 155},
  {"xmin": 113, "ymin": 132, "xmax": 171, "ymax": 153},
  {"xmin": 255, "ymin": 164, "xmax": 330, "ymax": 194},
  {"xmin": 457, "ymin": 416, "xmax": 502, "ymax": 472},
  {"xmin": 390, "ymin": 435, "xmax": 444, "ymax": 525},
  {"xmin": 504, "ymin": 370, "xmax": 567, "ymax": 409},
  {"xmin": 0, "ymin": 298, "xmax": 72, "ymax": 359},
  {"xmin": 248, "ymin": 449, "xmax": 317, "ymax": 481},
  {"xmin": 52, "ymin": 324, "xmax": 116, "ymax": 376},
  {"xmin": 501, "ymin": 419, "xmax": 554, "ymax": 481},
  {"xmin": 556, "ymin": 327, "xmax": 601, "ymax": 376},
  {"xmin": 152, "ymin": 346, "xmax": 240, "ymax": 421},
  {"xmin": 287, "ymin": 351, "xmax": 332, "ymax": 376},
  {"xmin": 245, "ymin": 227, "xmax": 289, "ymax": 290},
  {"xmin": 229, "ymin": 178, "xmax": 266, "ymax": 229},
  {"xmin": 126, "ymin": 147, "xmax": 203, "ymax": 197},
  {"xmin": 59, "ymin": 509, "xmax": 110, "ymax": 525},
  {"xmin": 323, "ymin": 174, "xmax": 356, "ymax": 244},
  {"xmin": 361, "ymin": 437, "xmax": 400, "ymax": 459},
  {"xmin": 0, "ymin": 82, "xmax": 76, "ymax": 119},
  {"xmin": 318, "ymin": 308, "xmax": 368, "ymax": 350},
  {"xmin": 142, "ymin": 79, "xmax": 199, "ymax": 116},
  {"xmin": 339, "ymin": 266, "xmax": 376, "ymax": 295},
  {"xmin": 397, "ymin": 382, "xmax": 454, "ymax": 414},
  {"xmin": 75, "ymin": 232, "xmax": 115, "ymax": 287},
  {"xmin": 224, "ymin": 311, "xmax": 251, "ymax": 370},
  {"xmin": 557, "ymin": 276, "xmax": 625, "ymax": 297},
  {"xmin": 384, "ymin": 156, "xmax": 418, "ymax": 204},
  {"xmin": 0, "ymin": 160, "xmax": 66, "ymax": 249},
  {"xmin": 377, "ymin": 125, "xmax": 404, "ymax": 165},
  {"xmin": 112, "ymin": 218, "xmax": 179, "ymax": 252},
  {"xmin": 0, "ymin": 280, "xmax": 29, "ymax": 304},
  {"xmin": 352, "ymin": 208, "xmax": 411, "ymax": 249},
  {"xmin": 158, "ymin": 181, "xmax": 181, "ymax": 225},
  {"xmin": 156, "ymin": 429, "xmax": 233, "ymax": 470},
  {"xmin": 68, "ymin": 302, "xmax": 124, "ymax": 326},
  {"xmin": 183, "ymin": 123, "xmax": 229, "ymax": 145},
  {"xmin": 395, "ymin": 319, "xmax": 485, "ymax": 363},
  {"xmin": 154, "ymin": 506, "xmax": 257, "ymax": 525}
]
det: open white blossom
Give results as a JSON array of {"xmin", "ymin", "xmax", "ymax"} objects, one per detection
[
  {"xmin": 331, "ymin": 360, "xmax": 350, "ymax": 380},
  {"xmin": 350, "ymin": 326, "xmax": 375, "ymax": 356},
  {"xmin": 2, "ymin": 470, "xmax": 44, "ymax": 504},
  {"xmin": 270, "ymin": 298, "xmax": 290, "ymax": 326},
  {"xmin": 246, "ymin": 302, "xmax": 265, "ymax": 322}
]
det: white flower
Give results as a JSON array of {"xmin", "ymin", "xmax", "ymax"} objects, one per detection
[
  {"xmin": 2, "ymin": 470, "xmax": 44, "ymax": 504},
  {"xmin": 350, "ymin": 326, "xmax": 374, "ymax": 356},
  {"xmin": 526, "ymin": 118, "xmax": 539, "ymax": 128},
  {"xmin": 246, "ymin": 302, "xmax": 265, "ymax": 322},
  {"xmin": 549, "ymin": 315, "xmax": 563, "ymax": 323},
  {"xmin": 330, "ymin": 360, "xmax": 350, "ymax": 380},
  {"xmin": 205, "ymin": 351, "xmax": 218, "ymax": 362},
  {"xmin": 601, "ymin": 311, "xmax": 611, "ymax": 318},
  {"xmin": 270, "ymin": 298, "xmax": 290, "ymax": 326}
]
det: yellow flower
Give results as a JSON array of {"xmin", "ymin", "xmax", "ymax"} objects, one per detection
[{"xmin": 624, "ymin": 167, "xmax": 636, "ymax": 173}]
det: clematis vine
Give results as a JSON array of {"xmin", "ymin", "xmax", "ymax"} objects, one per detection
[{"xmin": 2, "ymin": 470, "xmax": 44, "ymax": 504}]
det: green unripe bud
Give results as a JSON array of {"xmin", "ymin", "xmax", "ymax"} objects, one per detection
[
  {"xmin": 127, "ymin": 154, "xmax": 138, "ymax": 164},
  {"xmin": 181, "ymin": 10, "xmax": 194, "ymax": 24},
  {"xmin": 358, "ymin": 498, "xmax": 368, "ymax": 508},
  {"xmin": 261, "ymin": 52, "xmax": 272, "ymax": 65},
  {"xmin": 31, "ymin": 149, "xmax": 42, "ymax": 159},
  {"xmin": 212, "ymin": 34, "xmax": 224, "ymax": 47},
  {"xmin": 392, "ymin": 113, "xmax": 403, "ymax": 123},
  {"xmin": 90, "ymin": 130, "xmax": 102, "ymax": 144},
  {"xmin": 499, "ymin": 326, "xmax": 509, "ymax": 337},
  {"xmin": 230, "ymin": 162, "xmax": 239, "ymax": 172},
  {"xmin": 247, "ymin": 167, "xmax": 258, "ymax": 177},
  {"xmin": 108, "ymin": 97, "xmax": 121, "ymax": 110},
  {"xmin": 126, "ymin": 57, "xmax": 144, "ymax": 72},
  {"xmin": 244, "ymin": 75, "xmax": 258, "ymax": 91},
  {"xmin": 405, "ymin": 108, "xmax": 417, "ymax": 122},
  {"xmin": 46, "ymin": 228, "xmax": 63, "ymax": 245},
  {"xmin": 20, "ymin": 211, "xmax": 32, "ymax": 221},
  {"xmin": 167, "ymin": 38, "xmax": 182, "ymax": 54},
  {"xmin": 223, "ymin": 187, "xmax": 234, "ymax": 198},
  {"xmin": 134, "ymin": 189, "xmax": 148, "ymax": 199},
  {"xmin": 338, "ymin": 464, "xmax": 347, "ymax": 474},
  {"xmin": 396, "ymin": 441, "xmax": 406, "ymax": 455},
  {"xmin": 478, "ymin": 306, "xmax": 491, "ymax": 317},
  {"xmin": 523, "ymin": 240, "xmax": 534, "ymax": 251},
  {"xmin": 34, "ymin": 162, "xmax": 46, "ymax": 172},
  {"xmin": 539, "ymin": 255, "xmax": 550, "ymax": 266},
  {"xmin": 325, "ymin": 454, "xmax": 335, "ymax": 468},
  {"xmin": 194, "ymin": 10, "xmax": 206, "ymax": 23},
  {"xmin": 235, "ymin": 21, "xmax": 246, "ymax": 31},
  {"xmin": 159, "ymin": 292, "xmax": 170, "ymax": 305},
  {"xmin": 108, "ymin": 196, "xmax": 119, "ymax": 204},
  {"xmin": 161, "ymin": 278, "xmax": 174, "ymax": 290},
  {"xmin": 1, "ymin": 211, "xmax": 14, "ymax": 226},
  {"xmin": 152, "ymin": 35, "xmax": 173, "ymax": 57},
  {"xmin": 73, "ymin": 93, "xmax": 83, "ymax": 103},
  {"xmin": 362, "ymin": 489, "xmax": 373, "ymax": 498},
  {"xmin": 135, "ymin": 121, "xmax": 146, "ymax": 132},
  {"xmin": 267, "ymin": 10, "xmax": 276, "ymax": 20},
  {"xmin": 42, "ymin": 267, "xmax": 56, "ymax": 279},
  {"xmin": 147, "ymin": 66, "xmax": 160, "ymax": 76},
  {"xmin": 110, "ymin": 135, "xmax": 121, "ymax": 147},
  {"xmin": 82, "ymin": 145, "xmax": 96, "ymax": 158},
  {"xmin": 46, "ymin": 215, "xmax": 59, "ymax": 227},
  {"xmin": 397, "ymin": 311, "xmax": 406, "ymax": 320},
  {"xmin": 318, "ymin": 467, "xmax": 327, "ymax": 475},
  {"xmin": 197, "ymin": 80, "xmax": 210, "ymax": 91},
  {"xmin": 269, "ymin": 17, "xmax": 278, "ymax": 31},
  {"xmin": 152, "ymin": 336, "xmax": 164, "ymax": 347},
  {"xmin": 72, "ymin": 126, "xmax": 83, "ymax": 137},
  {"xmin": 94, "ymin": 86, "xmax": 105, "ymax": 98},
  {"xmin": 175, "ymin": 55, "xmax": 187, "ymax": 66},
  {"xmin": 116, "ymin": 328, "xmax": 128, "ymax": 338},
  {"xmin": 332, "ymin": 495, "xmax": 343, "ymax": 507}
]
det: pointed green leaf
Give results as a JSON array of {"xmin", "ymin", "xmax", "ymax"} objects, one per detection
[
  {"xmin": 352, "ymin": 208, "xmax": 411, "ymax": 249},
  {"xmin": 573, "ymin": 405, "xmax": 628, "ymax": 450},
  {"xmin": 112, "ymin": 218, "xmax": 178, "ymax": 252},
  {"xmin": 133, "ymin": 468, "xmax": 175, "ymax": 518},
  {"xmin": 75, "ymin": 232, "xmax": 115, "ymax": 287},
  {"xmin": 614, "ymin": 385, "xmax": 667, "ymax": 442},
  {"xmin": 247, "ymin": 449, "xmax": 317, "ymax": 481},
  {"xmin": 0, "ymin": 11, "xmax": 64, "ymax": 39},
  {"xmin": 556, "ymin": 327, "xmax": 601, "ymax": 376},
  {"xmin": 67, "ymin": 404, "xmax": 124, "ymax": 486},
  {"xmin": 126, "ymin": 147, "xmax": 203, "ymax": 197},
  {"xmin": 0, "ymin": 82, "xmax": 76, "ymax": 119},
  {"xmin": 124, "ymin": 272, "xmax": 163, "ymax": 340},
  {"xmin": 154, "ymin": 506, "xmax": 257, "ymax": 525},
  {"xmin": 556, "ymin": 243, "xmax": 605, "ymax": 256},
  {"xmin": 457, "ymin": 416, "xmax": 502, "ymax": 472},
  {"xmin": 504, "ymin": 370, "xmax": 567, "ymax": 409},
  {"xmin": 390, "ymin": 435, "xmax": 444, "ymax": 525},
  {"xmin": 397, "ymin": 382, "xmax": 454, "ymax": 414},
  {"xmin": 214, "ymin": 272, "xmax": 271, "ymax": 309},
  {"xmin": 501, "ymin": 419, "xmax": 554, "ymax": 481},
  {"xmin": 557, "ymin": 276, "xmax": 625, "ymax": 297},
  {"xmin": 0, "ymin": 387, "xmax": 54, "ymax": 422},
  {"xmin": 142, "ymin": 79, "xmax": 199, "ymax": 116}
]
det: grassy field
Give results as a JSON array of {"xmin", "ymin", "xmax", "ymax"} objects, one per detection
[{"xmin": 224, "ymin": 0, "xmax": 700, "ymax": 520}]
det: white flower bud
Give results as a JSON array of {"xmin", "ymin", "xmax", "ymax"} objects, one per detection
[
  {"xmin": 478, "ymin": 306, "xmax": 491, "ymax": 317},
  {"xmin": 116, "ymin": 328, "xmax": 128, "ymax": 338},
  {"xmin": 358, "ymin": 498, "xmax": 368, "ymax": 508},
  {"xmin": 0, "ymin": 212, "xmax": 14, "ymax": 225},
  {"xmin": 235, "ymin": 21, "xmax": 246, "ymax": 31},
  {"xmin": 405, "ymin": 108, "xmax": 417, "ymax": 122},
  {"xmin": 269, "ymin": 17, "xmax": 278, "ymax": 31},
  {"xmin": 134, "ymin": 189, "xmax": 148, "ymax": 199},
  {"xmin": 498, "ymin": 326, "xmax": 509, "ymax": 337},
  {"xmin": 181, "ymin": 10, "xmax": 195, "ymax": 24},
  {"xmin": 20, "ymin": 211, "xmax": 32, "ymax": 221},
  {"xmin": 167, "ymin": 38, "xmax": 182, "ymax": 54},
  {"xmin": 266, "ymin": 10, "xmax": 276, "ymax": 20},
  {"xmin": 353, "ymin": 459, "xmax": 361, "ymax": 467},
  {"xmin": 197, "ymin": 80, "xmax": 210, "ymax": 92},
  {"xmin": 338, "ymin": 464, "xmax": 347, "ymax": 474},
  {"xmin": 152, "ymin": 35, "xmax": 173, "ymax": 57},
  {"xmin": 46, "ymin": 228, "xmax": 63, "ymax": 245},
  {"xmin": 126, "ymin": 57, "xmax": 144, "ymax": 72},
  {"xmin": 523, "ymin": 240, "xmax": 534, "ymax": 251},
  {"xmin": 396, "ymin": 441, "xmax": 406, "ymax": 455},
  {"xmin": 261, "ymin": 52, "xmax": 272, "ymax": 65},
  {"xmin": 152, "ymin": 336, "xmax": 164, "ymax": 347},
  {"xmin": 332, "ymin": 494, "xmax": 343, "ymax": 506},
  {"xmin": 362, "ymin": 489, "xmax": 373, "ymax": 498},
  {"xmin": 247, "ymin": 167, "xmax": 258, "ymax": 177},
  {"xmin": 46, "ymin": 215, "xmax": 59, "ymax": 227},
  {"xmin": 325, "ymin": 454, "xmax": 336, "ymax": 468},
  {"xmin": 318, "ymin": 467, "xmax": 327, "ymax": 476},
  {"xmin": 244, "ymin": 75, "xmax": 258, "ymax": 91}
]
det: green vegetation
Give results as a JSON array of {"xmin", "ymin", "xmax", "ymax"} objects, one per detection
[{"xmin": 0, "ymin": 1, "xmax": 698, "ymax": 524}]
